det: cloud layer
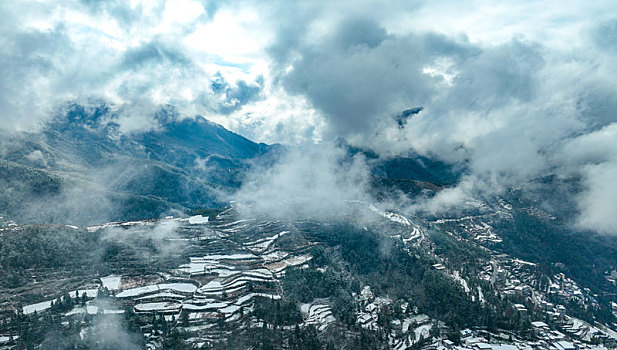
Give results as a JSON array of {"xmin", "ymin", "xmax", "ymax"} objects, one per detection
[
  {"xmin": 261, "ymin": 2, "xmax": 617, "ymax": 232},
  {"xmin": 0, "ymin": 0, "xmax": 267, "ymax": 134},
  {"xmin": 1, "ymin": 0, "xmax": 617, "ymax": 233}
]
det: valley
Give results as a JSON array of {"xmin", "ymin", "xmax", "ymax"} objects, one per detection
[{"xmin": 1, "ymin": 199, "xmax": 616, "ymax": 349}]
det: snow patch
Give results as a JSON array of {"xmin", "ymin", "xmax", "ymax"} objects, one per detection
[
  {"xmin": 188, "ymin": 215, "xmax": 209, "ymax": 224},
  {"xmin": 100, "ymin": 275, "xmax": 122, "ymax": 290}
]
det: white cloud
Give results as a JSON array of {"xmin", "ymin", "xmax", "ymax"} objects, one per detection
[
  {"xmin": 577, "ymin": 162, "xmax": 617, "ymax": 234},
  {"xmin": 214, "ymin": 85, "xmax": 326, "ymax": 144},
  {"xmin": 2, "ymin": 0, "xmax": 617, "ymax": 233},
  {"xmin": 233, "ymin": 142, "xmax": 372, "ymax": 221},
  {"xmin": 558, "ymin": 123, "xmax": 617, "ymax": 234},
  {"xmin": 183, "ymin": 6, "xmax": 271, "ymax": 64},
  {"xmin": 0, "ymin": 0, "xmax": 268, "ymax": 133}
]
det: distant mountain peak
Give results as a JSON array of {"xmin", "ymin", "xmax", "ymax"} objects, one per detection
[
  {"xmin": 394, "ymin": 106, "xmax": 423, "ymax": 129},
  {"xmin": 0, "ymin": 102, "xmax": 276, "ymax": 224}
]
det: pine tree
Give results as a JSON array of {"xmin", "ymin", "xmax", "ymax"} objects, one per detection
[
  {"xmin": 160, "ymin": 314, "xmax": 168, "ymax": 334},
  {"xmin": 181, "ymin": 311, "xmax": 189, "ymax": 327},
  {"xmin": 152, "ymin": 312, "xmax": 158, "ymax": 334},
  {"xmin": 63, "ymin": 291, "xmax": 73, "ymax": 309}
]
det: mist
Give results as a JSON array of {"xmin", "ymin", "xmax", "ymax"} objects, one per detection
[
  {"xmin": 262, "ymin": 6, "xmax": 617, "ymax": 233},
  {"xmin": 85, "ymin": 313, "xmax": 143, "ymax": 350},
  {"xmin": 40, "ymin": 312, "xmax": 144, "ymax": 350},
  {"xmin": 100, "ymin": 219, "xmax": 185, "ymax": 258},
  {"xmin": 232, "ymin": 142, "xmax": 375, "ymax": 222},
  {"xmin": 1, "ymin": 0, "xmax": 616, "ymax": 235}
]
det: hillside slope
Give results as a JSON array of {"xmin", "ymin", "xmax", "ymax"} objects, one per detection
[{"xmin": 0, "ymin": 104, "xmax": 275, "ymax": 225}]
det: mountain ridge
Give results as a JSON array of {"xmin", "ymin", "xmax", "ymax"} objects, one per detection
[{"xmin": 0, "ymin": 104, "xmax": 277, "ymax": 225}]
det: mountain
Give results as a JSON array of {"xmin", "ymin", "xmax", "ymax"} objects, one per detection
[
  {"xmin": 2, "ymin": 106, "xmax": 617, "ymax": 350},
  {"xmin": 0, "ymin": 104, "xmax": 277, "ymax": 225},
  {"xmin": 2, "ymin": 198, "xmax": 616, "ymax": 349}
]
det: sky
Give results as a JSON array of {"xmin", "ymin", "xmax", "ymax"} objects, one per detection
[{"xmin": 1, "ymin": 0, "xmax": 617, "ymax": 232}]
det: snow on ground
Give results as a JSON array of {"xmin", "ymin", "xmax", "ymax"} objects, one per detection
[
  {"xmin": 261, "ymin": 250, "xmax": 289, "ymax": 262},
  {"xmin": 158, "ymin": 283, "xmax": 197, "ymax": 293},
  {"xmin": 134, "ymin": 302, "xmax": 182, "ymax": 312},
  {"xmin": 403, "ymin": 227, "xmax": 423, "ymax": 244},
  {"xmin": 402, "ymin": 318, "xmax": 412, "ymax": 333},
  {"xmin": 198, "ymin": 281, "xmax": 223, "ymax": 294},
  {"xmin": 209, "ymin": 267, "xmax": 240, "ymax": 278},
  {"xmin": 302, "ymin": 303, "xmax": 336, "ymax": 331},
  {"xmin": 594, "ymin": 322, "xmax": 617, "ymax": 340},
  {"xmin": 478, "ymin": 286, "xmax": 485, "ymax": 303},
  {"xmin": 182, "ymin": 297, "xmax": 216, "ymax": 305},
  {"xmin": 265, "ymin": 254, "xmax": 312, "ymax": 274},
  {"xmin": 188, "ymin": 215, "xmax": 209, "ymax": 224},
  {"xmin": 183, "ymin": 302, "xmax": 228, "ymax": 311},
  {"xmin": 240, "ymin": 269, "xmax": 273, "ymax": 279},
  {"xmin": 452, "ymin": 270, "xmax": 471, "ymax": 293},
  {"xmin": 196, "ymin": 253, "xmax": 258, "ymax": 261},
  {"xmin": 245, "ymin": 231, "xmax": 289, "ymax": 252},
  {"xmin": 433, "ymin": 215, "xmax": 487, "ymax": 224},
  {"xmin": 71, "ymin": 289, "xmax": 99, "ymax": 298},
  {"xmin": 196, "ymin": 273, "xmax": 274, "ymax": 296},
  {"xmin": 497, "ymin": 199, "xmax": 513, "ymax": 211},
  {"xmin": 100, "ymin": 275, "xmax": 122, "ymax": 290},
  {"xmin": 116, "ymin": 283, "xmax": 197, "ymax": 298},
  {"xmin": 136, "ymin": 292, "xmax": 187, "ymax": 301},
  {"xmin": 219, "ymin": 304, "xmax": 240, "ymax": 315},
  {"xmin": 564, "ymin": 316, "xmax": 617, "ymax": 341},
  {"xmin": 219, "ymin": 275, "xmax": 274, "ymax": 292},
  {"xmin": 405, "ymin": 314, "xmax": 430, "ymax": 329},
  {"xmin": 177, "ymin": 261, "xmax": 216, "ymax": 275},
  {"xmin": 358, "ymin": 312, "xmax": 377, "ymax": 329},
  {"xmin": 86, "ymin": 224, "xmax": 108, "ymax": 232},
  {"xmin": 513, "ymin": 258, "xmax": 536, "ymax": 266},
  {"xmin": 369, "ymin": 204, "xmax": 411, "ymax": 226},
  {"xmin": 66, "ymin": 305, "xmax": 124, "ymax": 315},
  {"xmin": 178, "ymin": 253, "xmax": 265, "ymax": 275},
  {"xmin": 0, "ymin": 335, "xmax": 18, "ymax": 344},
  {"xmin": 414, "ymin": 324, "xmax": 432, "ymax": 342},
  {"xmin": 213, "ymin": 219, "xmax": 249, "ymax": 228},
  {"xmin": 235, "ymin": 293, "xmax": 280, "ymax": 306},
  {"xmin": 23, "ymin": 300, "xmax": 53, "ymax": 314}
]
